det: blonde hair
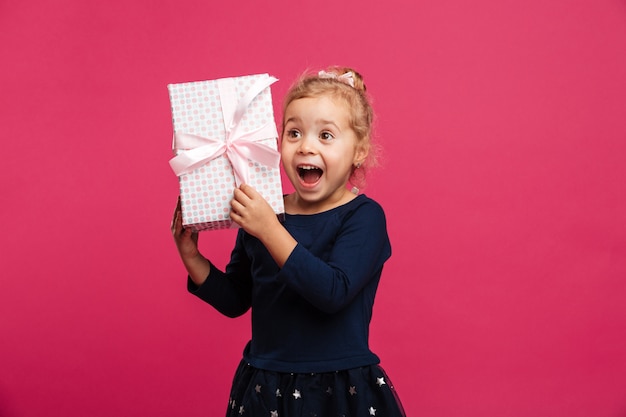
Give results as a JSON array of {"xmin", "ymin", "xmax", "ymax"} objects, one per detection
[{"xmin": 281, "ymin": 66, "xmax": 377, "ymax": 189}]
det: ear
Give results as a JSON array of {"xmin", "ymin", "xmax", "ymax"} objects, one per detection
[{"xmin": 354, "ymin": 141, "xmax": 370, "ymax": 167}]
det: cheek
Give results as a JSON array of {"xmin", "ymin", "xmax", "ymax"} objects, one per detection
[
  {"xmin": 280, "ymin": 140, "xmax": 298, "ymax": 160},
  {"xmin": 280, "ymin": 149, "xmax": 294, "ymax": 171},
  {"xmin": 280, "ymin": 147, "xmax": 289, "ymax": 163}
]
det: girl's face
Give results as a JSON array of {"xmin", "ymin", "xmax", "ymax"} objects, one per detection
[{"xmin": 281, "ymin": 95, "xmax": 367, "ymax": 213}]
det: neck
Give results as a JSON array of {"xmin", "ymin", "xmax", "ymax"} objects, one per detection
[{"xmin": 285, "ymin": 189, "xmax": 357, "ymax": 215}]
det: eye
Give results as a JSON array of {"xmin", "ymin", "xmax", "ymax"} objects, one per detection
[
  {"xmin": 285, "ymin": 129, "xmax": 301, "ymax": 139},
  {"xmin": 320, "ymin": 131, "xmax": 334, "ymax": 141}
]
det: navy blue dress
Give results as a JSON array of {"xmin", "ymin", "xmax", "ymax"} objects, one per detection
[{"xmin": 189, "ymin": 195, "xmax": 405, "ymax": 416}]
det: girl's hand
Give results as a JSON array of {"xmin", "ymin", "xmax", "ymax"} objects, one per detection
[
  {"xmin": 231, "ymin": 184, "xmax": 297, "ymax": 268},
  {"xmin": 171, "ymin": 197, "xmax": 199, "ymax": 260},
  {"xmin": 171, "ymin": 197, "xmax": 211, "ymax": 285},
  {"xmin": 230, "ymin": 184, "xmax": 281, "ymax": 239}
]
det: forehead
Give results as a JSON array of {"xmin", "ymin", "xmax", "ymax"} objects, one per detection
[{"xmin": 284, "ymin": 95, "xmax": 351, "ymax": 122}]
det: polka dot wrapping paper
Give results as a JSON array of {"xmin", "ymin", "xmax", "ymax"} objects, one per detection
[{"xmin": 168, "ymin": 74, "xmax": 285, "ymax": 231}]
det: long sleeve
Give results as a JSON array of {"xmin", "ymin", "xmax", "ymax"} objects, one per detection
[
  {"xmin": 277, "ymin": 200, "xmax": 391, "ymax": 314},
  {"xmin": 187, "ymin": 230, "xmax": 253, "ymax": 318},
  {"xmin": 188, "ymin": 195, "xmax": 393, "ymax": 373}
]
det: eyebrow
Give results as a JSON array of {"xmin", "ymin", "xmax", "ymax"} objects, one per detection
[
  {"xmin": 284, "ymin": 117, "xmax": 342, "ymax": 131},
  {"xmin": 283, "ymin": 116, "xmax": 301, "ymax": 125}
]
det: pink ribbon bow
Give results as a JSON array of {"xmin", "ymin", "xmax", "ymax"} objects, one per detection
[
  {"xmin": 169, "ymin": 75, "xmax": 280, "ymax": 186},
  {"xmin": 318, "ymin": 70, "xmax": 355, "ymax": 87}
]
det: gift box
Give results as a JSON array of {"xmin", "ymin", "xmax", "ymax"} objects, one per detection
[{"xmin": 168, "ymin": 73, "xmax": 284, "ymax": 231}]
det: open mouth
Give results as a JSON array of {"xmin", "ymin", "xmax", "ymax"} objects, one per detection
[{"xmin": 297, "ymin": 164, "xmax": 323, "ymax": 184}]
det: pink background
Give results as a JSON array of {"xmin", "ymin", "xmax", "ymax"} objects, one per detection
[{"xmin": 1, "ymin": 0, "xmax": 625, "ymax": 416}]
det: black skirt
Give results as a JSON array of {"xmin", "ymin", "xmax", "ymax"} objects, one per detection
[{"xmin": 226, "ymin": 360, "xmax": 406, "ymax": 417}]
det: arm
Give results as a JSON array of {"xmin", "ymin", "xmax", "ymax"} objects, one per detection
[
  {"xmin": 171, "ymin": 198, "xmax": 253, "ymax": 317},
  {"xmin": 189, "ymin": 232, "xmax": 253, "ymax": 317},
  {"xmin": 278, "ymin": 201, "xmax": 391, "ymax": 314},
  {"xmin": 229, "ymin": 184, "xmax": 297, "ymax": 267},
  {"xmin": 171, "ymin": 197, "xmax": 211, "ymax": 286},
  {"xmin": 230, "ymin": 187, "xmax": 391, "ymax": 314}
]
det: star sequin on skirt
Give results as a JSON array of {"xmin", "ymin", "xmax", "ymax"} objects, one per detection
[{"xmin": 226, "ymin": 360, "xmax": 406, "ymax": 416}]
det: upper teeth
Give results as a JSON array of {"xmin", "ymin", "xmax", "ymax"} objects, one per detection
[{"xmin": 299, "ymin": 165, "xmax": 318, "ymax": 170}]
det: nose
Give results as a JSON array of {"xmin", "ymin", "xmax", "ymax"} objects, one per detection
[{"xmin": 297, "ymin": 134, "xmax": 316, "ymax": 155}]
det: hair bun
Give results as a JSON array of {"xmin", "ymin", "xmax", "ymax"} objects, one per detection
[{"xmin": 321, "ymin": 66, "xmax": 366, "ymax": 92}]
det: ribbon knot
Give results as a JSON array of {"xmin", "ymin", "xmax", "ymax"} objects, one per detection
[{"xmin": 169, "ymin": 75, "xmax": 280, "ymax": 186}]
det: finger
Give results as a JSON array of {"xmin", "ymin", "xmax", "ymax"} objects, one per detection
[
  {"xmin": 238, "ymin": 183, "xmax": 259, "ymax": 198},
  {"xmin": 172, "ymin": 208, "xmax": 186, "ymax": 236},
  {"xmin": 172, "ymin": 197, "xmax": 181, "ymax": 224},
  {"xmin": 230, "ymin": 199, "xmax": 245, "ymax": 217},
  {"xmin": 229, "ymin": 209, "xmax": 243, "ymax": 226},
  {"xmin": 172, "ymin": 197, "xmax": 184, "ymax": 227},
  {"xmin": 232, "ymin": 187, "xmax": 253, "ymax": 207},
  {"xmin": 171, "ymin": 209, "xmax": 179, "ymax": 233},
  {"xmin": 183, "ymin": 227, "xmax": 194, "ymax": 238}
]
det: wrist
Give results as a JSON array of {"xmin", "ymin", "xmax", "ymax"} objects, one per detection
[{"xmin": 183, "ymin": 252, "xmax": 211, "ymax": 286}]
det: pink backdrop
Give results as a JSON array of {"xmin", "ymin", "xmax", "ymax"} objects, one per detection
[{"xmin": 2, "ymin": 0, "xmax": 626, "ymax": 416}]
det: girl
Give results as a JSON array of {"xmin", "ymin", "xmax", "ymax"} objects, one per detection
[{"xmin": 172, "ymin": 67, "xmax": 406, "ymax": 416}]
